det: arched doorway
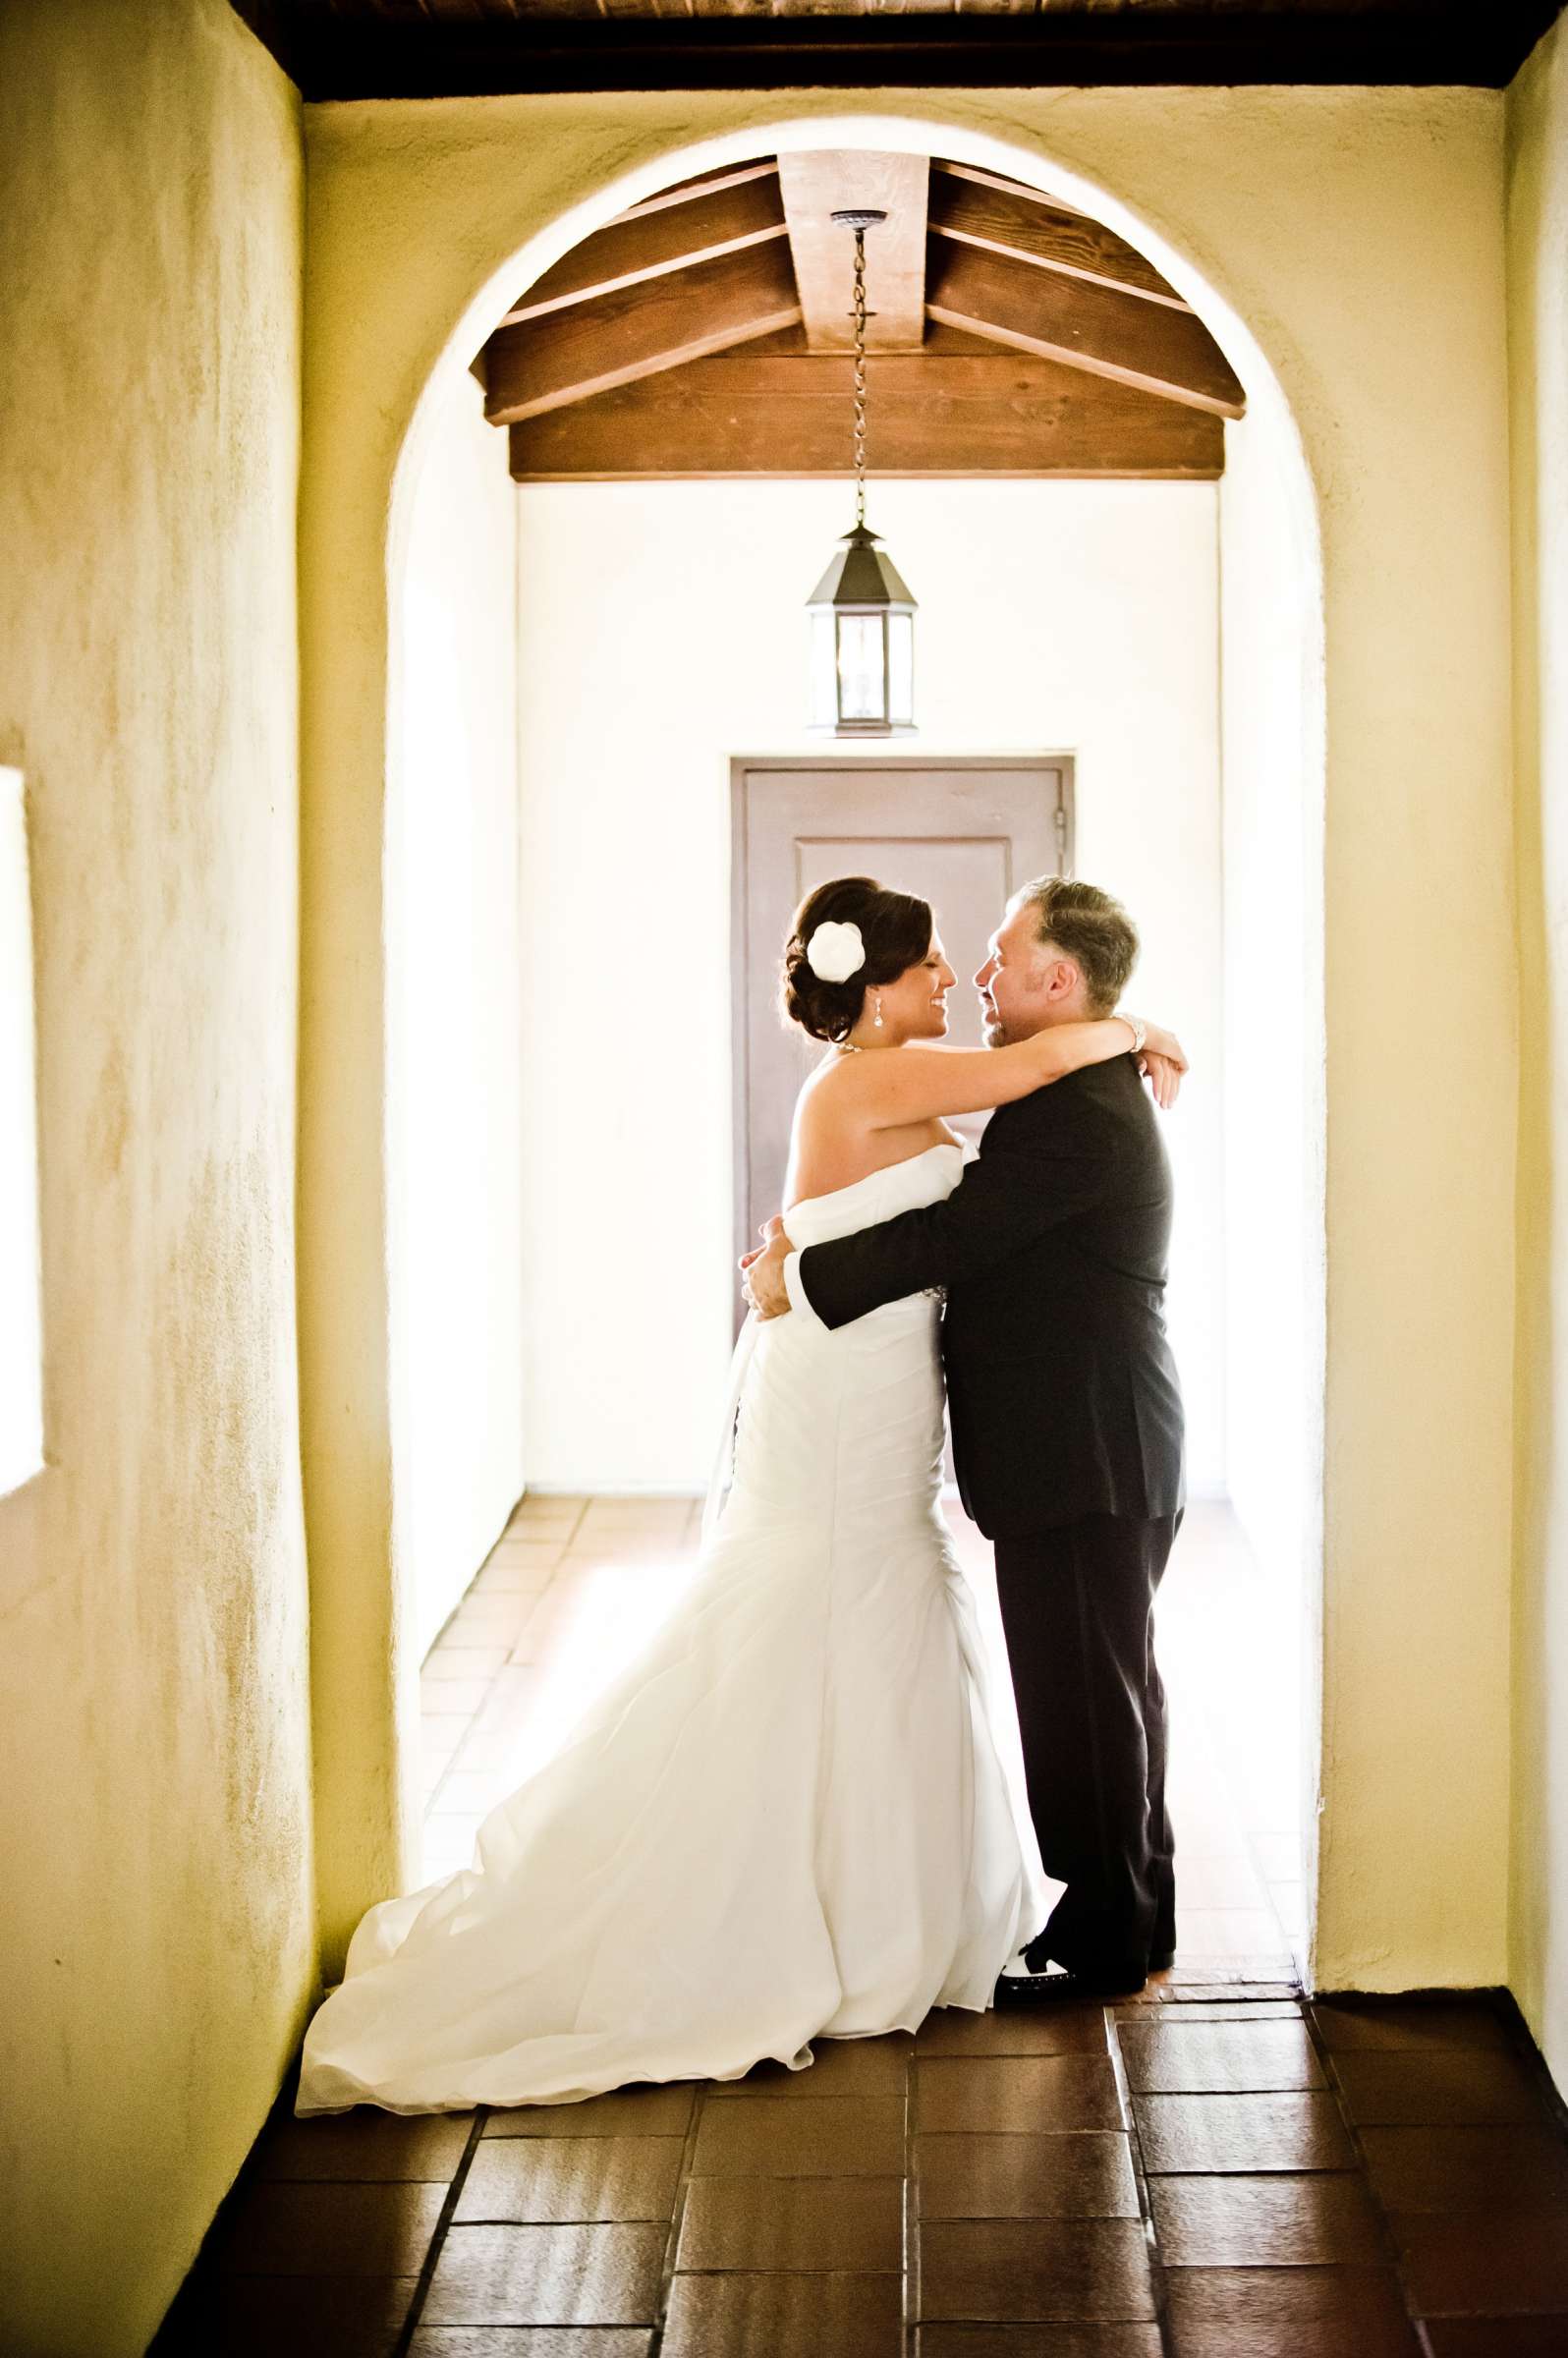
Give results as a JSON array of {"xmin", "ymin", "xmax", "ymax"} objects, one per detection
[
  {"xmin": 389, "ymin": 134, "xmax": 1325, "ymax": 1986},
  {"xmin": 299, "ymin": 87, "xmax": 1515, "ymax": 2010}
]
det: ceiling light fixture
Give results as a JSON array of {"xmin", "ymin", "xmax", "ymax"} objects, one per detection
[{"xmin": 806, "ymin": 209, "xmax": 917, "ymax": 738}]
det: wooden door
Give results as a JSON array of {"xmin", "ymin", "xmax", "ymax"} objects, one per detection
[{"xmin": 731, "ymin": 758, "xmax": 1072, "ymax": 1293}]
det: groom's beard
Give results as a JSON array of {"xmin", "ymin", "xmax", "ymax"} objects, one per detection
[{"xmin": 982, "ymin": 1017, "xmax": 1007, "ymax": 1048}]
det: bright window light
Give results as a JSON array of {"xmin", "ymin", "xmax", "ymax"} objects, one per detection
[{"xmin": 0, "ymin": 768, "xmax": 44, "ymax": 1496}]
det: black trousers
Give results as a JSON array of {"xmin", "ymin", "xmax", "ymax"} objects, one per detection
[{"xmin": 992, "ymin": 1509, "xmax": 1181, "ymax": 1978}]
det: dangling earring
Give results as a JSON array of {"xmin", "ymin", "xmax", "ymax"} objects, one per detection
[{"xmin": 872, "ymin": 991, "xmax": 884, "ymax": 1029}]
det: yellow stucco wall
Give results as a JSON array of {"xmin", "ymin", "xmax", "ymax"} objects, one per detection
[
  {"xmin": 1509, "ymin": 8, "xmax": 1568, "ymax": 2096},
  {"xmin": 0, "ymin": 4, "xmax": 312, "ymax": 2351},
  {"xmin": 301, "ymin": 84, "xmax": 1516, "ymax": 1994}
]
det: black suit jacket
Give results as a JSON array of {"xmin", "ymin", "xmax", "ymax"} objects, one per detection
[{"xmin": 794, "ymin": 1054, "xmax": 1186, "ymax": 1539}]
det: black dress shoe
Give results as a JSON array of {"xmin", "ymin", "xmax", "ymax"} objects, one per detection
[
  {"xmin": 1021, "ymin": 1928, "xmax": 1175, "ymax": 1980},
  {"xmin": 995, "ymin": 1962, "xmax": 1148, "ymax": 2005}
]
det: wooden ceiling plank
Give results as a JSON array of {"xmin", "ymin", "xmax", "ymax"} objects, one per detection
[
  {"xmin": 613, "ymin": 159, "xmax": 778, "ymax": 219},
  {"xmin": 928, "ymin": 163, "xmax": 1186, "ymax": 308},
  {"xmin": 507, "ymin": 346, "xmax": 1225, "ymax": 478},
  {"xmin": 483, "ymin": 238, "xmax": 803, "ymax": 421},
  {"xmin": 776, "ymin": 150, "xmax": 929, "ymax": 352},
  {"xmin": 925, "ymin": 237, "xmax": 1245, "ymax": 418},
  {"xmin": 933, "ymin": 160, "xmax": 1086, "ymax": 212},
  {"xmin": 503, "ymin": 170, "xmax": 787, "ymax": 322}
]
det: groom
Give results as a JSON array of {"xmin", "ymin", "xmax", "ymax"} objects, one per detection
[{"xmin": 745, "ymin": 875, "xmax": 1186, "ymax": 2001}]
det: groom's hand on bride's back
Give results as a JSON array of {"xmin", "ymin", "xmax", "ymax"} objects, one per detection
[
  {"xmin": 737, "ymin": 1211, "xmax": 783, "ymax": 1276},
  {"xmin": 740, "ymin": 1214, "xmax": 783, "ymax": 1259},
  {"xmin": 740, "ymin": 1224, "xmax": 794, "ymax": 1320}
]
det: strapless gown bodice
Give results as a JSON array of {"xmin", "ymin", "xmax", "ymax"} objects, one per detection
[
  {"xmin": 785, "ymin": 1137, "xmax": 966, "ymax": 1245},
  {"xmin": 295, "ymin": 1139, "xmax": 1038, "ymax": 2118},
  {"xmin": 715, "ymin": 1142, "xmax": 963, "ymax": 1541}
]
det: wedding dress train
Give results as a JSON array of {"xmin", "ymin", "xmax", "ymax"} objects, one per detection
[{"xmin": 295, "ymin": 1141, "xmax": 1040, "ymax": 2116}]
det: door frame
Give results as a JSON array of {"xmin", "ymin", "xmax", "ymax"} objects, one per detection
[{"xmin": 727, "ymin": 752, "xmax": 1077, "ymax": 1286}]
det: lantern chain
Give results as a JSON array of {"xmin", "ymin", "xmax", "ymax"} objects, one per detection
[{"xmin": 850, "ymin": 224, "xmax": 869, "ymax": 531}]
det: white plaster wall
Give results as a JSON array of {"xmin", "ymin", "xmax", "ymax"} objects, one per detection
[
  {"xmin": 0, "ymin": 3, "xmax": 309, "ymax": 2350},
  {"xmin": 1219, "ymin": 410, "xmax": 1316, "ymax": 1597},
  {"xmin": 391, "ymin": 372, "xmax": 527, "ymax": 1661},
  {"xmin": 1508, "ymin": 7, "xmax": 1568, "ymax": 2098},
  {"xmin": 515, "ymin": 477, "xmax": 1225, "ymax": 1493}
]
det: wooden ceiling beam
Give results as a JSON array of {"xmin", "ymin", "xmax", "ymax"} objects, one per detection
[
  {"xmin": 776, "ymin": 152, "xmax": 929, "ymax": 352},
  {"xmin": 483, "ymin": 240, "xmax": 803, "ymax": 423},
  {"xmin": 925, "ymin": 238, "xmax": 1246, "ymax": 419},
  {"xmin": 507, "ymin": 335, "xmax": 1225, "ymax": 479},
  {"xmin": 228, "ymin": 4, "xmax": 1568, "ymax": 101},
  {"xmin": 928, "ymin": 163, "xmax": 1186, "ymax": 308},
  {"xmin": 502, "ymin": 169, "xmax": 788, "ymax": 324}
]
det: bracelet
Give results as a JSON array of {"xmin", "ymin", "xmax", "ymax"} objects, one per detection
[{"xmin": 1123, "ymin": 1014, "xmax": 1148, "ymax": 1056}]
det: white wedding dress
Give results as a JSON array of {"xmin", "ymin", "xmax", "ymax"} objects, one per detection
[{"xmin": 294, "ymin": 1140, "xmax": 1041, "ymax": 2117}]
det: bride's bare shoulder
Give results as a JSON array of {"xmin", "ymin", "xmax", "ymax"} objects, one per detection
[
  {"xmin": 799, "ymin": 1046, "xmax": 863, "ymax": 1101},
  {"xmin": 793, "ymin": 1047, "xmax": 884, "ymax": 1159},
  {"xmin": 804, "ymin": 1043, "xmax": 916, "ymax": 1099}
]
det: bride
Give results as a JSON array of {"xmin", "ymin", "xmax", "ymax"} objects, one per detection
[{"xmin": 294, "ymin": 873, "xmax": 1183, "ymax": 2117}]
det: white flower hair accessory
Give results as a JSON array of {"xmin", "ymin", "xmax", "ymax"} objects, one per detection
[{"xmin": 806, "ymin": 921, "xmax": 867, "ymax": 985}]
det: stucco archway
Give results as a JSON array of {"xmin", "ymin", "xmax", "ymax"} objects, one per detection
[{"xmin": 299, "ymin": 84, "xmax": 1513, "ymax": 2001}]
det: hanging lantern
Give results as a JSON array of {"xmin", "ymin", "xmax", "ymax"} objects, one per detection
[{"xmin": 806, "ymin": 209, "xmax": 918, "ymax": 738}]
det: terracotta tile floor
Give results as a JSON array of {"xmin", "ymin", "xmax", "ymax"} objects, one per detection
[
  {"xmin": 153, "ymin": 1992, "xmax": 1568, "ymax": 2355},
  {"xmin": 151, "ymin": 1497, "xmax": 1568, "ymax": 2355}
]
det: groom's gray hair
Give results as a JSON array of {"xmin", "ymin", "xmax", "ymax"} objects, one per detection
[{"xmin": 1014, "ymin": 876, "xmax": 1140, "ymax": 1016}]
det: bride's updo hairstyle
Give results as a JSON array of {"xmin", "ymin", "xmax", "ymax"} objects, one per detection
[{"xmin": 781, "ymin": 875, "xmax": 933, "ymax": 1044}]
